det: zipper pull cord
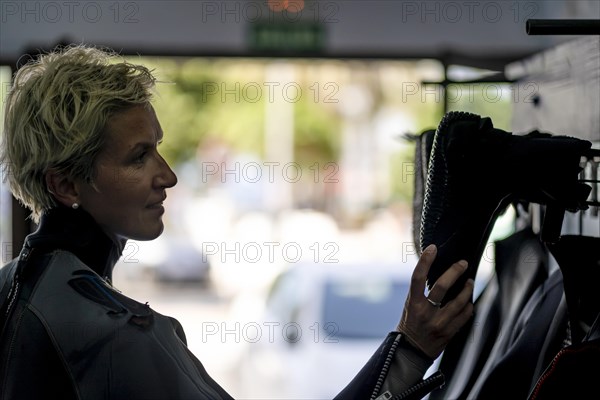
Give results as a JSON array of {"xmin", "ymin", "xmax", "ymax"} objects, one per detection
[{"xmin": 392, "ymin": 370, "xmax": 445, "ymax": 400}]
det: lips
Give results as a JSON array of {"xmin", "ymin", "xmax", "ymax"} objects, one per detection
[{"xmin": 147, "ymin": 196, "xmax": 166, "ymax": 209}]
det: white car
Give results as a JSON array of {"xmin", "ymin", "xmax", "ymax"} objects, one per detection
[
  {"xmin": 115, "ymin": 233, "xmax": 210, "ymax": 283},
  {"xmin": 231, "ymin": 258, "xmax": 416, "ymax": 399}
]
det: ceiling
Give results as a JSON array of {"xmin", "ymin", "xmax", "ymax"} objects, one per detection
[{"xmin": 2, "ymin": 1, "xmax": 599, "ymax": 71}]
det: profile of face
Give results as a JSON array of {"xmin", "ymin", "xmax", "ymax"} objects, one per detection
[{"xmin": 75, "ymin": 105, "xmax": 178, "ymax": 241}]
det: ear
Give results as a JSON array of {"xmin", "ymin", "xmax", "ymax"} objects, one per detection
[{"xmin": 45, "ymin": 168, "xmax": 80, "ymax": 208}]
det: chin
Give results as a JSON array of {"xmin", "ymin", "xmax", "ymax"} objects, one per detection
[{"xmin": 128, "ymin": 224, "xmax": 165, "ymax": 241}]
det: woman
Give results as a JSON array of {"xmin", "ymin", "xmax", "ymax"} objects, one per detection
[{"xmin": 0, "ymin": 45, "xmax": 473, "ymax": 399}]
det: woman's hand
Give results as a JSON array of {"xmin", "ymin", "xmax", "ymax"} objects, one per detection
[{"xmin": 397, "ymin": 244, "xmax": 474, "ymax": 359}]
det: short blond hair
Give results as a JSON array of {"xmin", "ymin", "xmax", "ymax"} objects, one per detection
[{"xmin": 1, "ymin": 45, "xmax": 156, "ymax": 222}]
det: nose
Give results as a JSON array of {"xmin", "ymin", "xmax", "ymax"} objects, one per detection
[{"xmin": 154, "ymin": 153, "xmax": 178, "ymax": 189}]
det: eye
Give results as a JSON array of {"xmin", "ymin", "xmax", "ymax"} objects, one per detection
[{"xmin": 134, "ymin": 151, "xmax": 148, "ymax": 164}]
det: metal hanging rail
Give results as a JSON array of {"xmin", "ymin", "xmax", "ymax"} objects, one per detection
[{"xmin": 526, "ymin": 19, "xmax": 600, "ymax": 35}]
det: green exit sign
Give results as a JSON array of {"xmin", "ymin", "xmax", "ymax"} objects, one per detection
[{"xmin": 249, "ymin": 22, "xmax": 325, "ymax": 53}]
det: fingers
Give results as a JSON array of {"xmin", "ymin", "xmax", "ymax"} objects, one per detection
[
  {"xmin": 428, "ymin": 259, "xmax": 469, "ymax": 303},
  {"xmin": 443, "ymin": 278, "xmax": 475, "ymax": 332},
  {"xmin": 409, "ymin": 244, "xmax": 437, "ymax": 300},
  {"xmin": 398, "ymin": 255, "xmax": 474, "ymax": 359}
]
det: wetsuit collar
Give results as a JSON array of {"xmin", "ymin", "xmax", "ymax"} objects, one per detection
[{"xmin": 24, "ymin": 205, "xmax": 124, "ymax": 281}]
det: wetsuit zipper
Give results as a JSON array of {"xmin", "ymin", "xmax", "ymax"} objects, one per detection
[
  {"xmin": 392, "ymin": 370, "xmax": 444, "ymax": 400},
  {"xmin": 371, "ymin": 333, "xmax": 402, "ymax": 399}
]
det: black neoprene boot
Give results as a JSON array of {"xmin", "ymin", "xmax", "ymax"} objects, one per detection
[{"xmin": 420, "ymin": 111, "xmax": 592, "ymax": 304}]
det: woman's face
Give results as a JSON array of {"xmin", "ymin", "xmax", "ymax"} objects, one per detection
[{"xmin": 77, "ymin": 105, "xmax": 177, "ymax": 241}]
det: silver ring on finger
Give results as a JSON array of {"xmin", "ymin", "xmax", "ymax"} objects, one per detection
[{"xmin": 426, "ymin": 297, "xmax": 442, "ymax": 308}]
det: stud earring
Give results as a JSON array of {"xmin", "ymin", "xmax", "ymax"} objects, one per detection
[{"xmin": 72, "ymin": 203, "xmax": 79, "ymax": 210}]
